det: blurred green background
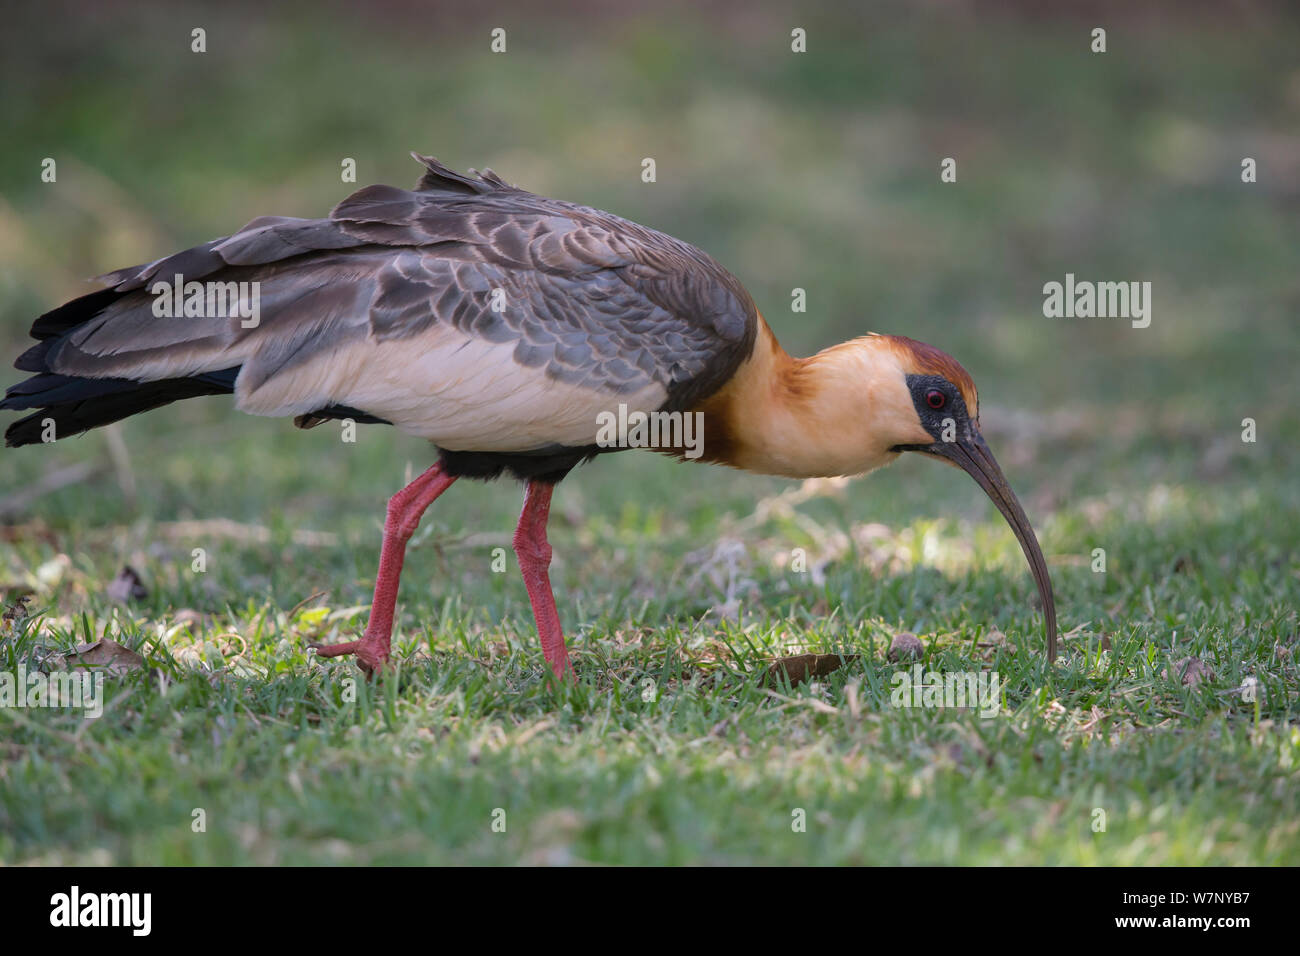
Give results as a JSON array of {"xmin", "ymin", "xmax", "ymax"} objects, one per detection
[
  {"xmin": 2, "ymin": 0, "xmax": 1296, "ymax": 533},
  {"xmin": 0, "ymin": 1, "xmax": 1297, "ymax": 865}
]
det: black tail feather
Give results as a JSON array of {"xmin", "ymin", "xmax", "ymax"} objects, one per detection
[
  {"xmin": 29, "ymin": 286, "xmax": 126, "ymax": 340},
  {"xmin": 14, "ymin": 338, "xmax": 55, "ymax": 372},
  {"xmin": 2, "ymin": 368, "xmax": 239, "ymax": 447}
]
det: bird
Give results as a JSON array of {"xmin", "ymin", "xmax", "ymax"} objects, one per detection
[{"xmin": 2, "ymin": 152, "xmax": 1058, "ymax": 678}]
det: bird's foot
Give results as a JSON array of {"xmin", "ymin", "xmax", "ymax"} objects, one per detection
[{"xmin": 309, "ymin": 635, "xmax": 389, "ymax": 676}]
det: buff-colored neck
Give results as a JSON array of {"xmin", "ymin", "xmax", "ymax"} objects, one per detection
[{"xmin": 693, "ymin": 317, "xmax": 927, "ymax": 478}]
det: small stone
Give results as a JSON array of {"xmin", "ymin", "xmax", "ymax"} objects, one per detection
[
  {"xmin": 1167, "ymin": 656, "xmax": 1214, "ymax": 687},
  {"xmin": 888, "ymin": 632, "xmax": 924, "ymax": 661}
]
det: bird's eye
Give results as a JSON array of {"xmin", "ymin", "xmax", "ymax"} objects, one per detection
[{"xmin": 925, "ymin": 389, "xmax": 946, "ymax": 410}]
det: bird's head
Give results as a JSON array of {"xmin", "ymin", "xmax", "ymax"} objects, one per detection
[
  {"xmin": 700, "ymin": 326, "xmax": 1058, "ymax": 660},
  {"xmin": 871, "ymin": 334, "xmax": 1057, "ymax": 660}
]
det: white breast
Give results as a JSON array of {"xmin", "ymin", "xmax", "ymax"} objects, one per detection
[{"xmin": 234, "ymin": 323, "xmax": 669, "ymax": 451}]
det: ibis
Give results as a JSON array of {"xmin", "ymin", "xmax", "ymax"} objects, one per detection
[{"xmin": 2, "ymin": 154, "xmax": 1058, "ymax": 678}]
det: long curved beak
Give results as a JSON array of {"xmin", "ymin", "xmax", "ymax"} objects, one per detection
[{"xmin": 921, "ymin": 431, "xmax": 1058, "ymax": 661}]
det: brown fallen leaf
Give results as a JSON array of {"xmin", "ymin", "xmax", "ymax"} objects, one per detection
[
  {"xmin": 106, "ymin": 565, "xmax": 148, "ymax": 604},
  {"xmin": 1167, "ymin": 656, "xmax": 1214, "ymax": 687},
  {"xmin": 762, "ymin": 653, "xmax": 859, "ymax": 688},
  {"xmin": 51, "ymin": 639, "xmax": 145, "ymax": 676},
  {"xmin": 888, "ymin": 632, "xmax": 924, "ymax": 661}
]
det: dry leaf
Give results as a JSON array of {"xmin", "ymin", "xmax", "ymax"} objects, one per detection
[
  {"xmin": 762, "ymin": 653, "xmax": 858, "ymax": 687},
  {"xmin": 52, "ymin": 639, "xmax": 145, "ymax": 676}
]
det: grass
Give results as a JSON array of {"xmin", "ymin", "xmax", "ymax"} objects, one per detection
[
  {"xmin": 1, "ymin": 2, "xmax": 1298, "ymax": 864},
  {"xmin": 2, "ymin": 434, "xmax": 1296, "ymax": 865}
]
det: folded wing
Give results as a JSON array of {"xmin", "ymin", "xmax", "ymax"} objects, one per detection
[{"xmin": 5, "ymin": 155, "xmax": 757, "ymax": 451}]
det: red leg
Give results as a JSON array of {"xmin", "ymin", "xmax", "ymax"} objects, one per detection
[
  {"xmin": 312, "ymin": 462, "xmax": 457, "ymax": 673},
  {"xmin": 513, "ymin": 480, "xmax": 574, "ymax": 681}
]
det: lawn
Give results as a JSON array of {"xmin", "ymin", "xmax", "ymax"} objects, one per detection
[{"xmin": 0, "ymin": 1, "xmax": 1297, "ymax": 865}]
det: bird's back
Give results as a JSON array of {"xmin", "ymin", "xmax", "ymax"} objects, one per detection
[{"xmin": 3, "ymin": 155, "xmax": 759, "ymax": 478}]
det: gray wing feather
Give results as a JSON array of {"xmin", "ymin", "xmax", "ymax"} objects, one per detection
[{"xmin": 45, "ymin": 154, "xmax": 758, "ymax": 411}]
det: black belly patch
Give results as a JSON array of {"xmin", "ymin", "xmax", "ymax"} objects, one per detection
[{"xmin": 437, "ymin": 443, "xmax": 623, "ymax": 484}]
